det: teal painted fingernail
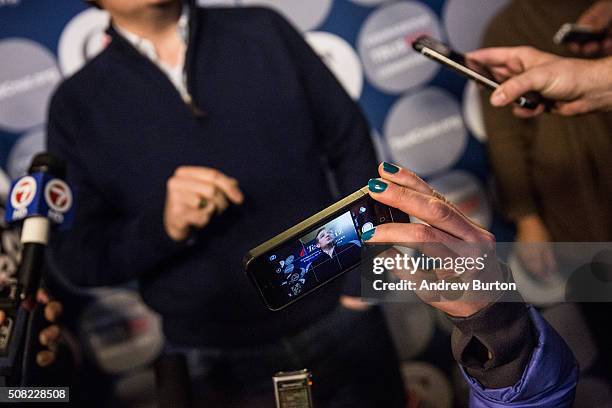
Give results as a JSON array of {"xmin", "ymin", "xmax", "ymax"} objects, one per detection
[
  {"xmin": 368, "ymin": 178, "xmax": 388, "ymax": 193},
  {"xmin": 382, "ymin": 162, "xmax": 400, "ymax": 174},
  {"xmin": 361, "ymin": 227, "xmax": 376, "ymax": 242}
]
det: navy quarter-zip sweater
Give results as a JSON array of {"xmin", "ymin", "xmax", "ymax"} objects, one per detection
[{"xmin": 47, "ymin": 6, "xmax": 378, "ymax": 347}]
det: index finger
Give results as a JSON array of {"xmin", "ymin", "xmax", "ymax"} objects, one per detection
[
  {"xmin": 175, "ymin": 166, "xmax": 244, "ymax": 204},
  {"xmin": 491, "ymin": 66, "xmax": 552, "ymax": 108},
  {"xmin": 367, "ymin": 178, "xmax": 492, "ymax": 242},
  {"xmin": 468, "ymin": 46, "xmax": 554, "ymax": 72},
  {"xmin": 577, "ymin": 2, "xmax": 612, "ymax": 29},
  {"xmin": 377, "ymin": 162, "xmax": 486, "ymax": 230},
  {"xmin": 467, "ymin": 47, "xmax": 522, "ymax": 68}
]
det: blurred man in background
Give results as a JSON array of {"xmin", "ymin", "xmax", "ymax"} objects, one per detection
[
  {"xmin": 473, "ymin": 0, "xmax": 612, "ymax": 381},
  {"xmin": 479, "ymin": 0, "xmax": 612, "ymax": 277},
  {"xmin": 47, "ymin": 0, "xmax": 404, "ymax": 406}
]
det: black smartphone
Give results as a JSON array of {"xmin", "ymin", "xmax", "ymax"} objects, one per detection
[
  {"xmin": 553, "ymin": 23, "xmax": 607, "ymax": 45},
  {"xmin": 243, "ymin": 187, "xmax": 410, "ymax": 311},
  {"xmin": 412, "ymin": 35, "xmax": 546, "ymax": 110}
]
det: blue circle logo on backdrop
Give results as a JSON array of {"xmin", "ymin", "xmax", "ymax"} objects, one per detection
[
  {"xmin": 305, "ymin": 31, "xmax": 363, "ymax": 100},
  {"xmin": 357, "ymin": 1, "xmax": 441, "ymax": 94},
  {"xmin": 443, "ymin": 0, "xmax": 510, "ymax": 52},
  {"xmin": 241, "ymin": 0, "xmax": 332, "ymax": 31},
  {"xmin": 0, "ymin": 39, "xmax": 60, "ymax": 132},
  {"xmin": 384, "ymin": 87, "xmax": 467, "ymax": 176},
  {"xmin": 59, "ymin": 8, "xmax": 110, "ymax": 77}
]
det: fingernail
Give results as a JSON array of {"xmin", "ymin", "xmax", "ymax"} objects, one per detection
[
  {"xmin": 368, "ymin": 178, "xmax": 388, "ymax": 193},
  {"xmin": 361, "ymin": 227, "xmax": 376, "ymax": 242},
  {"xmin": 382, "ymin": 162, "xmax": 400, "ymax": 174},
  {"xmin": 491, "ymin": 90, "xmax": 507, "ymax": 106}
]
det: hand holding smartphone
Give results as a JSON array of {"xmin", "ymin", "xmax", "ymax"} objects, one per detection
[
  {"xmin": 412, "ymin": 35, "xmax": 551, "ymax": 110},
  {"xmin": 244, "ymin": 187, "xmax": 409, "ymax": 311}
]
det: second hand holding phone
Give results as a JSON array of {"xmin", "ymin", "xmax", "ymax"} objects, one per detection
[{"xmin": 412, "ymin": 35, "xmax": 551, "ymax": 110}]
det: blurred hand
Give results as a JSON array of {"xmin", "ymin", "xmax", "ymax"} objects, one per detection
[
  {"xmin": 0, "ymin": 289, "xmax": 64, "ymax": 367},
  {"xmin": 339, "ymin": 295, "xmax": 371, "ymax": 311},
  {"xmin": 569, "ymin": 1, "xmax": 612, "ymax": 56},
  {"xmin": 164, "ymin": 166, "xmax": 244, "ymax": 241},
  {"xmin": 364, "ymin": 163, "xmax": 502, "ymax": 318},
  {"xmin": 467, "ymin": 46, "xmax": 612, "ymax": 117},
  {"xmin": 514, "ymin": 215, "xmax": 557, "ymax": 280}
]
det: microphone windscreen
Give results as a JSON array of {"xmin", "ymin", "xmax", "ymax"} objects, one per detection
[{"xmin": 28, "ymin": 153, "xmax": 66, "ymax": 178}]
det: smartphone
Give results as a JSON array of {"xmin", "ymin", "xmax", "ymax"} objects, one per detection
[
  {"xmin": 244, "ymin": 186, "xmax": 410, "ymax": 311},
  {"xmin": 412, "ymin": 35, "xmax": 546, "ymax": 110},
  {"xmin": 554, "ymin": 23, "xmax": 607, "ymax": 45},
  {"xmin": 273, "ymin": 369, "xmax": 314, "ymax": 408}
]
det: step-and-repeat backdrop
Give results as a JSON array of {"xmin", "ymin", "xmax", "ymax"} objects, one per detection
[
  {"xmin": 0, "ymin": 0, "xmax": 514, "ymax": 241},
  {"xmin": 7, "ymin": 1, "xmax": 605, "ymax": 407}
]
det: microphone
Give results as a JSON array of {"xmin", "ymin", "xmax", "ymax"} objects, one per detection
[{"xmin": 4, "ymin": 153, "xmax": 74, "ymax": 301}]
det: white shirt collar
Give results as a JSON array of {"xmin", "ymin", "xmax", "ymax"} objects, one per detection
[{"xmin": 113, "ymin": 4, "xmax": 190, "ymax": 99}]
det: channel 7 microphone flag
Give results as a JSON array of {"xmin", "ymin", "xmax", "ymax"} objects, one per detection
[{"xmin": 4, "ymin": 153, "xmax": 74, "ymax": 300}]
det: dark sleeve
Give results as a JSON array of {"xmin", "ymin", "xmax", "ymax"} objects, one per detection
[
  {"xmin": 269, "ymin": 10, "xmax": 378, "ymax": 296},
  {"xmin": 447, "ymin": 265, "xmax": 536, "ymax": 388},
  {"xmin": 46, "ymin": 90, "xmax": 189, "ymax": 286}
]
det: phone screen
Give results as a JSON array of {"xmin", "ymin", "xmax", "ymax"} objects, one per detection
[{"xmin": 247, "ymin": 195, "xmax": 404, "ymax": 310}]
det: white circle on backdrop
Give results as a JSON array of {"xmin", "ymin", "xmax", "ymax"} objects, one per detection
[
  {"xmin": 305, "ymin": 31, "xmax": 363, "ymax": 100},
  {"xmin": 197, "ymin": 0, "xmax": 236, "ymax": 5},
  {"xmin": 357, "ymin": 1, "xmax": 442, "ymax": 94},
  {"xmin": 401, "ymin": 362, "xmax": 453, "ymax": 408},
  {"xmin": 7, "ymin": 128, "xmax": 45, "ymax": 179},
  {"xmin": 241, "ymin": 0, "xmax": 332, "ymax": 31},
  {"xmin": 370, "ymin": 128, "xmax": 389, "ymax": 162},
  {"xmin": 58, "ymin": 8, "xmax": 110, "ymax": 77},
  {"xmin": 427, "ymin": 170, "xmax": 492, "ymax": 229},
  {"xmin": 462, "ymin": 81, "xmax": 487, "ymax": 142},
  {"xmin": 0, "ymin": 168, "xmax": 11, "ymax": 202},
  {"xmin": 383, "ymin": 301, "xmax": 434, "ymax": 360},
  {"xmin": 508, "ymin": 251, "xmax": 566, "ymax": 306},
  {"xmin": 349, "ymin": 0, "xmax": 389, "ymax": 6},
  {"xmin": 81, "ymin": 289, "xmax": 163, "ymax": 374},
  {"xmin": 384, "ymin": 87, "xmax": 467, "ymax": 177},
  {"xmin": 0, "ymin": 39, "xmax": 61, "ymax": 132},
  {"xmin": 442, "ymin": 0, "xmax": 510, "ymax": 52}
]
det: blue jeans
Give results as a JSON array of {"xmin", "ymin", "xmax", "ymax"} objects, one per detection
[{"xmin": 165, "ymin": 305, "xmax": 405, "ymax": 407}]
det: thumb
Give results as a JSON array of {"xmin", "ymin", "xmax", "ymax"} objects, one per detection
[
  {"xmin": 578, "ymin": 3, "xmax": 612, "ymax": 30},
  {"xmin": 490, "ymin": 66, "xmax": 549, "ymax": 107}
]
